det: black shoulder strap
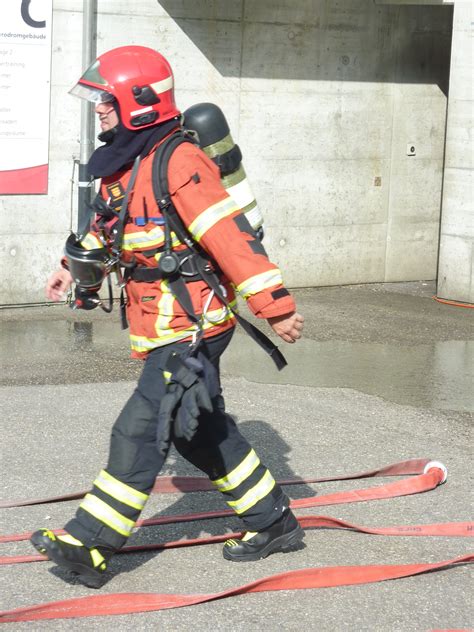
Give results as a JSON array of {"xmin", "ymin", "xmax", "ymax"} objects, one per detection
[
  {"xmin": 151, "ymin": 131, "xmax": 197, "ymax": 248},
  {"xmin": 111, "ymin": 155, "xmax": 142, "ymax": 257},
  {"xmin": 151, "ymin": 131, "xmax": 204, "ymax": 331},
  {"xmin": 151, "ymin": 132, "xmax": 287, "ymax": 371}
]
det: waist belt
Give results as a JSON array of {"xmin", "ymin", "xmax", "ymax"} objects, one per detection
[
  {"xmin": 127, "ymin": 251, "xmax": 287, "ymax": 370},
  {"xmin": 129, "ymin": 252, "xmax": 204, "ymax": 283},
  {"xmin": 129, "ymin": 267, "xmax": 168, "ymax": 282}
]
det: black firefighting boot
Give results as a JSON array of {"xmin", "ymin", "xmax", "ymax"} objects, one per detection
[
  {"xmin": 223, "ymin": 509, "xmax": 305, "ymax": 562},
  {"xmin": 30, "ymin": 528, "xmax": 111, "ymax": 588}
]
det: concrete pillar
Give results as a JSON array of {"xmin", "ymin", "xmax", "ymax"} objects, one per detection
[{"xmin": 437, "ymin": 0, "xmax": 474, "ymax": 303}]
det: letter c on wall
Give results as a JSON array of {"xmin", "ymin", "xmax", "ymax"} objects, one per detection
[{"xmin": 21, "ymin": 0, "xmax": 46, "ymax": 28}]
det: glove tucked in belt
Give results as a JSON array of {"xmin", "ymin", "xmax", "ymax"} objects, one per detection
[{"xmin": 157, "ymin": 353, "xmax": 212, "ymax": 455}]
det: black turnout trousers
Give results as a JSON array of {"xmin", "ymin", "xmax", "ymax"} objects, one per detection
[{"xmin": 65, "ymin": 328, "xmax": 289, "ymax": 550}]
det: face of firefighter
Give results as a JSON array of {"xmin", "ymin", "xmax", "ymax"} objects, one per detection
[{"xmin": 95, "ymin": 102, "xmax": 119, "ymax": 132}]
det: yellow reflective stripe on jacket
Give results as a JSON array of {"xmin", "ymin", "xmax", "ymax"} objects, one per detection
[
  {"xmin": 122, "ymin": 226, "xmax": 165, "ymax": 251},
  {"xmin": 155, "ymin": 280, "xmax": 175, "ymax": 337},
  {"xmin": 131, "ymin": 327, "xmax": 198, "ymax": 352},
  {"xmin": 80, "ymin": 232, "xmax": 103, "ymax": 250},
  {"xmin": 129, "ymin": 302, "xmax": 236, "ymax": 353},
  {"xmin": 79, "ymin": 494, "xmax": 135, "ymax": 537},
  {"xmin": 236, "ymin": 269, "xmax": 283, "ymax": 299},
  {"xmin": 188, "ymin": 197, "xmax": 238, "ymax": 242},
  {"xmin": 212, "ymin": 449, "xmax": 260, "ymax": 493},
  {"xmin": 122, "ymin": 228, "xmax": 181, "ymax": 252},
  {"xmin": 226, "ymin": 470, "xmax": 276, "ymax": 515},
  {"xmin": 94, "ymin": 470, "xmax": 148, "ymax": 511}
]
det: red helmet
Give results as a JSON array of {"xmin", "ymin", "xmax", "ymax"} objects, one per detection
[{"xmin": 70, "ymin": 45, "xmax": 180, "ymax": 130}]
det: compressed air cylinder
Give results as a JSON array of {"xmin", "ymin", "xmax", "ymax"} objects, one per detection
[{"xmin": 183, "ymin": 103, "xmax": 264, "ymax": 235}]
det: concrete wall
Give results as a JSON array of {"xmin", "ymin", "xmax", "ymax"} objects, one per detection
[
  {"xmin": 0, "ymin": 0, "xmax": 453, "ymax": 303},
  {"xmin": 437, "ymin": 0, "xmax": 473, "ymax": 303}
]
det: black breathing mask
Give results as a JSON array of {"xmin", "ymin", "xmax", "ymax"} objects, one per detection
[{"xmin": 64, "ymin": 233, "xmax": 117, "ymax": 312}]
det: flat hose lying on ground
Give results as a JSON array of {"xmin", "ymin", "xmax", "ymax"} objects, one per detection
[
  {"xmin": 432, "ymin": 296, "xmax": 474, "ymax": 308},
  {"xmin": 0, "ymin": 460, "xmax": 472, "ymax": 623}
]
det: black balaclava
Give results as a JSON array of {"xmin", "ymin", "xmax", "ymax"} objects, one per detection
[{"xmin": 87, "ymin": 101, "xmax": 180, "ymax": 178}]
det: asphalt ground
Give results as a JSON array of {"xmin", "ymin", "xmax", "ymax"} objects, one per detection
[{"xmin": 0, "ymin": 282, "xmax": 472, "ymax": 630}]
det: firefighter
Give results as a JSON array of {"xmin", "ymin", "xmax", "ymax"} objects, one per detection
[{"xmin": 31, "ymin": 46, "xmax": 305, "ymax": 588}]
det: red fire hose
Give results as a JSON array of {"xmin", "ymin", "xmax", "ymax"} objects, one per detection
[
  {"xmin": 0, "ymin": 456, "xmax": 440, "ymax": 509},
  {"xmin": 0, "ymin": 459, "xmax": 472, "ymax": 623}
]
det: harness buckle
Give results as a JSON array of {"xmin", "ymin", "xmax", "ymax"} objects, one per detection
[
  {"xmin": 160, "ymin": 195, "xmax": 172, "ymax": 208},
  {"xmin": 203, "ymin": 262, "xmax": 214, "ymax": 274},
  {"xmin": 178, "ymin": 254, "xmax": 199, "ymax": 277}
]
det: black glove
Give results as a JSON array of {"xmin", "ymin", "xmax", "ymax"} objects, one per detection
[
  {"xmin": 174, "ymin": 374, "xmax": 213, "ymax": 440},
  {"xmin": 71, "ymin": 286, "xmax": 101, "ymax": 311},
  {"xmin": 156, "ymin": 354, "xmax": 212, "ymax": 455}
]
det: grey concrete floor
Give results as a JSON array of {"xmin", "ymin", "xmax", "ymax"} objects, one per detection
[{"xmin": 0, "ymin": 281, "xmax": 472, "ymax": 630}]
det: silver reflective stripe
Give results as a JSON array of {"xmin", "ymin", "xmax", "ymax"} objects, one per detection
[
  {"xmin": 212, "ymin": 450, "xmax": 260, "ymax": 493},
  {"xmin": 189, "ymin": 197, "xmax": 238, "ymax": 241},
  {"xmin": 130, "ymin": 105, "xmax": 153, "ymax": 117},
  {"xmin": 130, "ymin": 329, "xmax": 195, "ymax": 351},
  {"xmin": 94, "ymin": 470, "xmax": 148, "ymax": 511},
  {"xmin": 236, "ymin": 269, "xmax": 283, "ymax": 299},
  {"xmin": 243, "ymin": 203, "xmax": 263, "ymax": 230},
  {"xmin": 227, "ymin": 470, "xmax": 276, "ymax": 515},
  {"xmin": 156, "ymin": 280, "xmax": 175, "ymax": 336},
  {"xmin": 122, "ymin": 227, "xmax": 165, "ymax": 250},
  {"xmin": 129, "ymin": 303, "xmax": 236, "ymax": 353},
  {"xmin": 80, "ymin": 494, "xmax": 135, "ymax": 537},
  {"xmin": 225, "ymin": 176, "xmax": 255, "ymax": 210},
  {"xmin": 150, "ymin": 76, "xmax": 173, "ymax": 95},
  {"xmin": 122, "ymin": 229, "xmax": 181, "ymax": 251}
]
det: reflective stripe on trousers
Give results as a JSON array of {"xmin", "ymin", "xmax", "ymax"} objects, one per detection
[
  {"xmin": 211, "ymin": 449, "xmax": 279, "ymax": 516},
  {"xmin": 64, "ymin": 329, "xmax": 288, "ymax": 550}
]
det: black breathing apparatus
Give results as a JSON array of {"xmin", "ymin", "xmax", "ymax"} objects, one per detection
[
  {"xmin": 64, "ymin": 233, "xmax": 120, "ymax": 312},
  {"xmin": 63, "ymin": 104, "xmax": 287, "ymax": 370},
  {"xmin": 158, "ymin": 211, "xmax": 181, "ymax": 275},
  {"xmin": 65, "ymin": 101, "xmax": 263, "ymax": 314},
  {"xmin": 65, "ymin": 151, "xmax": 142, "ymax": 314}
]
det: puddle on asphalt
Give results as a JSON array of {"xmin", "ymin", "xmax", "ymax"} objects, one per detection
[
  {"xmin": 1, "ymin": 318, "xmax": 130, "ymax": 358},
  {"xmin": 223, "ymin": 332, "xmax": 474, "ymax": 414},
  {"xmin": 1, "ymin": 319, "xmax": 472, "ymax": 413}
]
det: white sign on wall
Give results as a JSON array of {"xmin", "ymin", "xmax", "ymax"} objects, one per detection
[{"xmin": 0, "ymin": 0, "xmax": 53, "ymax": 194}]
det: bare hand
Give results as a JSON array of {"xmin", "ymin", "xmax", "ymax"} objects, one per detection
[
  {"xmin": 268, "ymin": 311, "xmax": 304, "ymax": 344},
  {"xmin": 46, "ymin": 269, "xmax": 73, "ymax": 302}
]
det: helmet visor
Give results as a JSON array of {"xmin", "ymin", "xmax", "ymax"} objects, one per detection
[{"xmin": 69, "ymin": 83, "xmax": 115, "ymax": 103}]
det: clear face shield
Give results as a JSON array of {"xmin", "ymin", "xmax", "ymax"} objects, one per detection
[
  {"xmin": 69, "ymin": 59, "xmax": 115, "ymax": 103},
  {"xmin": 69, "ymin": 83, "xmax": 115, "ymax": 103}
]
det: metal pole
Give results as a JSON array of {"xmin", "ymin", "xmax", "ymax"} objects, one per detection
[{"xmin": 77, "ymin": 0, "xmax": 97, "ymax": 233}]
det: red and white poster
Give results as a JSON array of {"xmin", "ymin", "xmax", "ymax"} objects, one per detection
[{"xmin": 0, "ymin": 0, "xmax": 53, "ymax": 194}]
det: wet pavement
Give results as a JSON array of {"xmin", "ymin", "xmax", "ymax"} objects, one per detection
[
  {"xmin": 1, "ymin": 281, "xmax": 472, "ymax": 414},
  {"xmin": 0, "ymin": 282, "xmax": 472, "ymax": 630}
]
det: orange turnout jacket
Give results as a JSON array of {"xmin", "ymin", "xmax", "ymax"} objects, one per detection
[{"xmin": 80, "ymin": 134, "xmax": 295, "ymax": 359}]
